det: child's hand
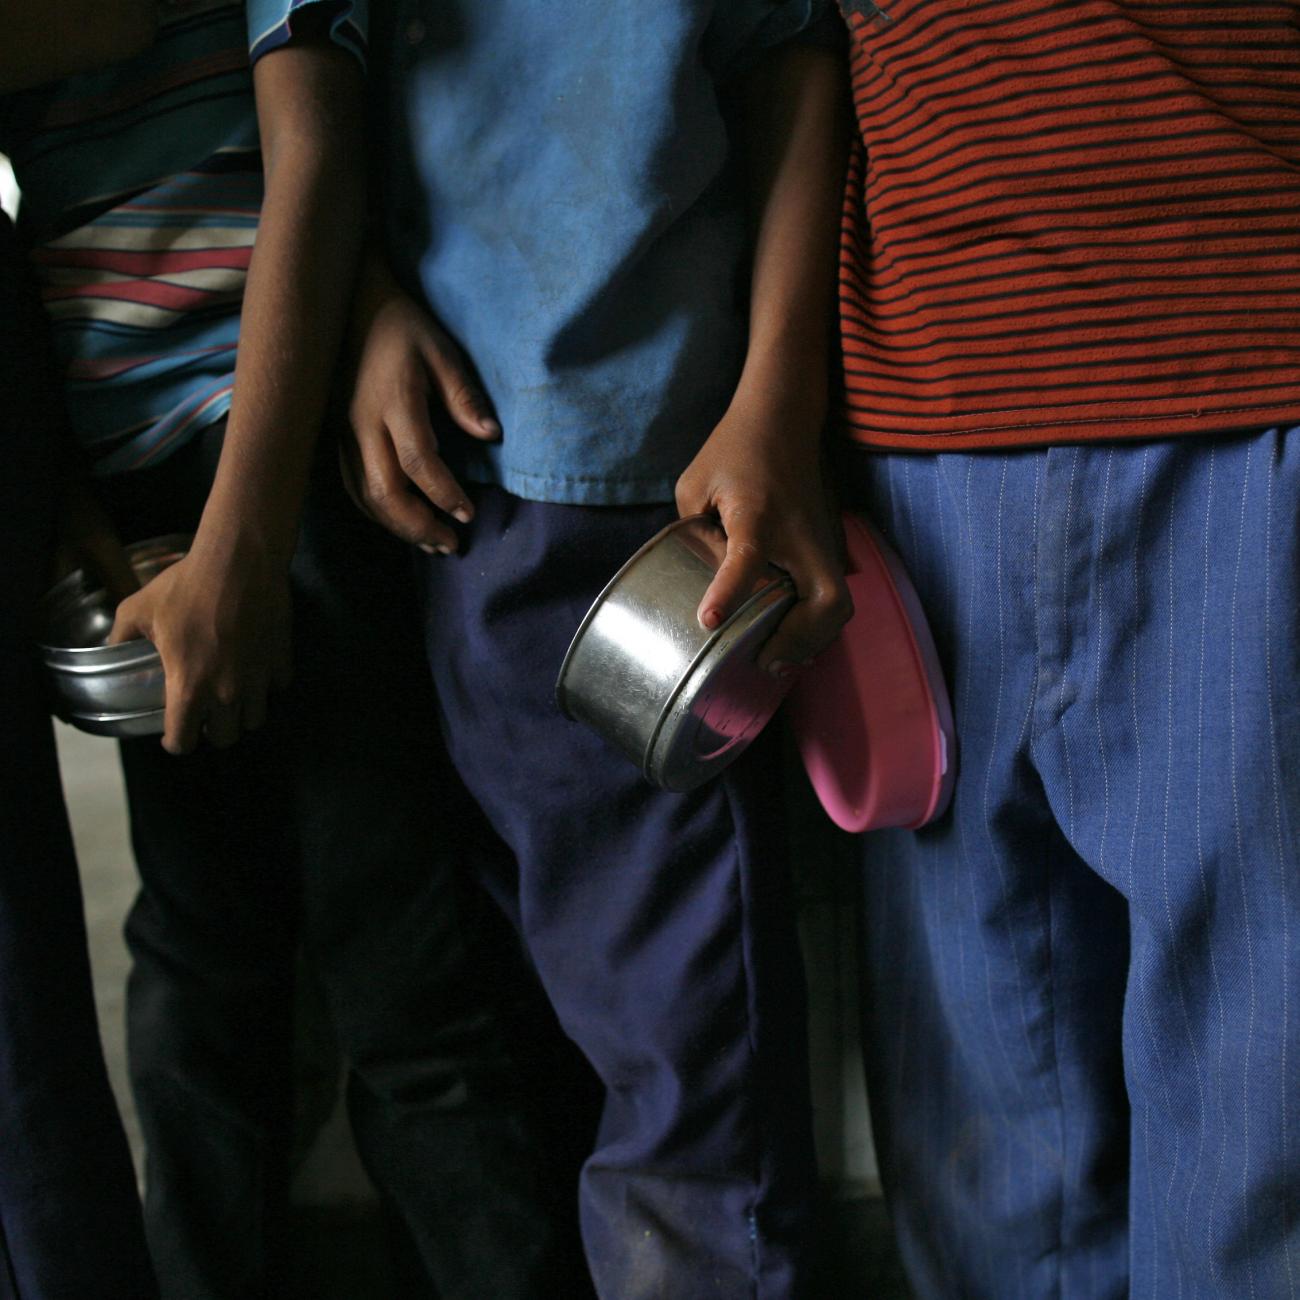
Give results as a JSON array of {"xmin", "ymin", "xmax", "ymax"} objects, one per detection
[
  {"xmin": 344, "ymin": 283, "xmax": 500, "ymax": 554},
  {"xmin": 108, "ymin": 544, "xmax": 292, "ymax": 755},
  {"xmin": 676, "ymin": 395, "xmax": 851, "ymax": 678}
]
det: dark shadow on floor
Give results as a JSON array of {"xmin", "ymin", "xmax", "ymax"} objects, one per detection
[
  {"xmin": 812, "ymin": 1196, "xmax": 911, "ymax": 1298},
  {"xmin": 289, "ymin": 1194, "xmax": 910, "ymax": 1299}
]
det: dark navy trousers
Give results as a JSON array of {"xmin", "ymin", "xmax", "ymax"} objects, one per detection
[
  {"xmin": 417, "ymin": 486, "xmax": 818, "ymax": 1300},
  {"xmin": 849, "ymin": 430, "xmax": 1300, "ymax": 1299},
  {"xmin": 0, "ymin": 215, "xmax": 156, "ymax": 1298}
]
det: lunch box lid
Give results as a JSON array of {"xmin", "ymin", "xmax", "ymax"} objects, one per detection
[{"xmin": 789, "ymin": 513, "xmax": 956, "ymax": 833}]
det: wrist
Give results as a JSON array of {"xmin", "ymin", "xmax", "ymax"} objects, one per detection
[
  {"xmin": 189, "ymin": 503, "xmax": 297, "ymax": 576},
  {"xmin": 349, "ymin": 247, "xmax": 407, "ymax": 348},
  {"xmin": 727, "ymin": 361, "xmax": 829, "ymax": 445}
]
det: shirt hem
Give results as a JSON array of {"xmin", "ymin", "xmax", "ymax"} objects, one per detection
[
  {"xmin": 464, "ymin": 465, "xmax": 679, "ymax": 507},
  {"xmin": 841, "ymin": 401, "xmax": 1300, "ymax": 453}
]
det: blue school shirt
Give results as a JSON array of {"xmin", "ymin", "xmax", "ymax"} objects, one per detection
[
  {"xmin": 374, "ymin": 0, "xmax": 834, "ymax": 506},
  {"xmin": 0, "ymin": 0, "xmax": 365, "ymax": 475}
]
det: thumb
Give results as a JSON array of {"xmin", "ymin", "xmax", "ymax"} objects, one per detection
[
  {"xmin": 420, "ymin": 333, "xmax": 500, "ymax": 442},
  {"xmin": 106, "ymin": 590, "xmax": 149, "ymax": 646},
  {"xmin": 697, "ymin": 516, "xmax": 769, "ymax": 632}
]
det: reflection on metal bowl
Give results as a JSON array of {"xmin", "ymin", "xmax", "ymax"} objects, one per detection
[
  {"xmin": 555, "ymin": 515, "xmax": 796, "ymax": 792},
  {"xmin": 40, "ymin": 535, "xmax": 190, "ymax": 738}
]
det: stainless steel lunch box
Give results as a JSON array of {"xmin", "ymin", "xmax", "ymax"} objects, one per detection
[
  {"xmin": 39, "ymin": 535, "xmax": 190, "ymax": 737},
  {"xmin": 556, "ymin": 515, "xmax": 797, "ymax": 792}
]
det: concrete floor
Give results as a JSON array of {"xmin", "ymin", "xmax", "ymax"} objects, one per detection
[{"xmin": 57, "ymin": 722, "xmax": 910, "ymax": 1298}]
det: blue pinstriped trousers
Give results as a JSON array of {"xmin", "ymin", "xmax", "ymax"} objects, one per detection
[{"xmin": 848, "ymin": 428, "xmax": 1300, "ymax": 1300}]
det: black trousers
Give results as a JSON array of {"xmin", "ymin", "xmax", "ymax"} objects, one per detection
[
  {"xmin": 0, "ymin": 214, "xmax": 157, "ymax": 1299},
  {"xmin": 96, "ymin": 429, "xmax": 588, "ymax": 1299}
]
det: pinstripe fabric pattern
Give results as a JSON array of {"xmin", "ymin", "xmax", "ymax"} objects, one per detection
[{"xmin": 847, "ymin": 429, "xmax": 1300, "ymax": 1298}]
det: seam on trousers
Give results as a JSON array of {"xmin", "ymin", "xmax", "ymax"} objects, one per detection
[
  {"xmin": 1027, "ymin": 450, "xmax": 1067, "ymax": 1300},
  {"xmin": 1026, "ymin": 453, "xmax": 1046, "ymax": 764},
  {"xmin": 1029, "ymin": 449, "xmax": 1067, "ymax": 1300}
]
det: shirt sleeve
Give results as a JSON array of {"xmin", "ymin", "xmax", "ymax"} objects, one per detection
[
  {"xmin": 706, "ymin": 0, "xmax": 844, "ymax": 77},
  {"xmin": 247, "ymin": 0, "xmax": 368, "ymax": 70}
]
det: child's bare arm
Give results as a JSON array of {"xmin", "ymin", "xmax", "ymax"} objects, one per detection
[
  {"xmin": 110, "ymin": 19, "xmax": 366, "ymax": 755},
  {"xmin": 2, "ymin": 1, "xmax": 155, "ymax": 92},
  {"xmin": 676, "ymin": 38, "xmax": 852, "ymax": 675}
]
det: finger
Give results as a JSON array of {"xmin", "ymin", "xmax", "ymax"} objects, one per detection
[
  {"xmin": 81, "ymin": 534, "xmax": 142, "ymax": 604},
  {"xmin": 355, "ymin": 425, "xmax": 459, "ymax": 553},
  {"xmin": 339, "ymin": 435, "xmax": 371, "ymax": 521},
  {"xmin": 757, "ymin": 567, "xmax": 854, "ymax": 675},
  {"xmin": 161, "ymin": 674, "xmax": 206, "ymax": 756},
  {"xmin": 387, "ymin": 398, "xmax": 476, "ymax": 526},
  {"xmin": 107, "ymin": 593, "xmax": 148, "ymax": 646},
  {"xmin": 697, "ymin": 514, "xmax": 771, "ymax": 631},
  {"xmin": 421, "ymin": 335, "xmax": 500, "ymax": 442}
]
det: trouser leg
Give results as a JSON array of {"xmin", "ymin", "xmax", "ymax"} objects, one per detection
[
  {"xmin": 98, "ymin": 432, "xmax": 299, "ymax": 1299},
  {"xmin": 118, "ymin": 727, "xmax": 297, "ymax": 1300},
  {"xmin": 1032, "ymin": 433, "xmax": 1300, "ymax": 1299},
  {"xmin": 0, "ymin": 638, "xmax": 162, "ymax": 1300},
  {"xmin": 420, "ymin": 486, "xmax": 818, "ymax": 1300},
  {"xmin": 850, "ymin": 433, "xmax": 1300, "ymax": 1299},
  {"xmin": 848, "ymin": 450, "xmax": 1130, "ymax": 1300},
  {"xmin": 289, "ymin": 459, "xmax": 589, "ymax": 1299},
  {"xmin": 0, "ymin": 216, "xmax": 156, "ymax": 1300}
]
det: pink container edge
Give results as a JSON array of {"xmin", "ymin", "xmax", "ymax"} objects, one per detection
[{"xmin": 791, "ymin": 512, "xmax": 956, "ymax": 834}]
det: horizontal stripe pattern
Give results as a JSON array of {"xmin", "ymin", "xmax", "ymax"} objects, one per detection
[
  {"xmin": 836, "ymin": 0, "xmax": 1300, "ymax": 450},
  {"xmin": 0, "ymin": 0, "xmax": 364, "ymax": 474}
]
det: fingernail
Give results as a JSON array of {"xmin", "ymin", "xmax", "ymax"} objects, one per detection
[
  {"xmin": 418, "ymin": 543, "xmax": 436, "ymax": 555},
  {"xmin": 452, "ymin": 505, "xmax": 473, "ymax": 524},
  {"xmin": 769, "ymin": 660, "xmax": 799, "ymax": 680},
  {"xmin": 699, "ymin": 607, "xmax": 722, "ymax": 630},
  {"xmin": 436, "ymin": 543, "xmax": 454, "ymax": 556},
  {"xmin": 479, "ymin": 417, "xmax": 501, "ymax": 437}
]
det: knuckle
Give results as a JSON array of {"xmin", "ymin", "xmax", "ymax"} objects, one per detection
[
  {"xmin": 395, "ymin": 444, "xmax": 430, "ymax": 478},
  {"xmin": 392, "ymin": 377, "xmax": 429, "ymax": 416},
  {"xmin": 420, "ymin": 476, "xmax": 456, "ymax": 508},
  {"xmin": 445, "ymin": 379, "xmax": 479, "ymax": 411},
  {"xmin": 362, "ymin": 471, "xmax": 394, "ymax": 510}
]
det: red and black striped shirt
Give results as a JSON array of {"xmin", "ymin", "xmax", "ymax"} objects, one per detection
[{"xmin": 837, "ymin": 0, "xmax": 1300, "ymax": 451}]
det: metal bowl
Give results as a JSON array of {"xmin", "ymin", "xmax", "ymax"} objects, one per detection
[
  {"xmin": 39, "ymin": 534, "xmax": 190, "ymax": 737},
  {"xmin": 556, "ymin": 515, "xmax": 796, "ymax": 792}
]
